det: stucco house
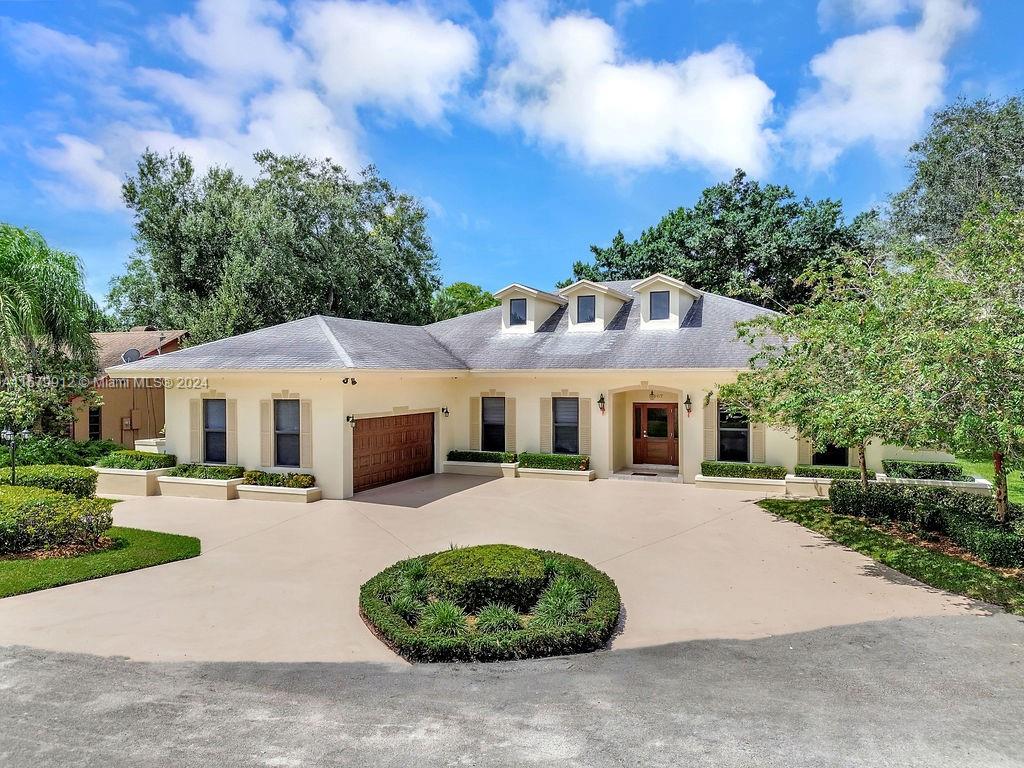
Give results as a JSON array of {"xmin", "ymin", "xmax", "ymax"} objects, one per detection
[{"xmin": 109, "ymin": 274, "xmax": 948, "ymax": 499}]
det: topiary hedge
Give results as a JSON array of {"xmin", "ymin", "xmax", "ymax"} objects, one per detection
[
  {"xmin": 794, "ymin": 464, "xmax": 866, "ymax": 480},
  {"xmin": 446, "ymin": 450, "xmax": 517, "ymax": 464},
  {"xmin": 165, "ymin": 464, "xmax": 245, "ymax": 480},
  {"xmin": 360, "ymin": 545, "xmax": 621, "ymax": 662},
  {"xmin": 701, "ymin": 461, "xmax": 787, "ymax": 480},
  {"xmin": 518, "ymin": 452, "xmax": 590, "ymax": 471},
  {"xmin": 426, "ymin": 544, "xmax": 546, "ymax": 612},
  {"xmin": 0, "ymin": 486, "xmax": 114, "ymax": 555},
  {"xmin": 242, "ymin": 470, "xmax": 317, "ymax": 488},
  {"xmin": 0, "ymin": 464, "xmax": 97, "ymax": 498},
  {"xmin": 96, "ymin": 451, "xmax": 177, "ymax": 471},
  {"xmin": 881, "ymin": 460, "xmax": 969, "ymax": 481}
]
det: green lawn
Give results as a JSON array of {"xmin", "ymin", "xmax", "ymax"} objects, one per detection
[
  {"xmin": 0, "ymin": 527, "xmax": 200, "ymax": 599},
  {"xmin": 760, "ymin": 498, "xmax": 1024, "ymax": 616},
  {"xmin": 957, "ymin": 458, "xmax": 1024, "ymax": 505}
]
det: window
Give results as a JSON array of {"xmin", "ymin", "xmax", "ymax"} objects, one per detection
[
  {"xmin": 88, "ymin": 407, "xmax": 101, "ymax": 441},
  {"xmin": 203, "ymin": 398, "xmax": 227, "ymax": 464},
  {"xmin": 509, "ymin": 298, "xmax": 527, "ymax": 326},
  {"xmin": 650, "ymin": 290, "xmax": 670, "ymax": 320},
  {"xmin": 577, "ymin": 294, "xmax": 596, "ymax": 323},
  {"xmin": 274, "ymin": 399, "xmax": 301, "ymax": 467},
  {"xmin": 718, "ymin": 406, "xmax": 749, "ymax": 462},
  {"xmin": 481, "ymin": 397, "xmax": 505, "ymax": 452},
  {"xmin": 813, "ymin": 444, "xmax": 849, "ymax": 466},
  {"xmin": 552, "ymin": 397, "xmax": 579, "ymax": 454}
]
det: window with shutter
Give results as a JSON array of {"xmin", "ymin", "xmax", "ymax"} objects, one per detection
[
  {"xmin": 717, "ymin": 405, "xmax": 749, "ymax": 462},
  {"xmin": 274, "ymin": 399, "xmax": 301, "ymax": 467},
  {"xmin": 552, "ymin": 397, "xmax": 579, "ymax": 454},
  {"xmin": 203, "ymin": 399, "xmax": 227, "ymax": 464},
  {"xmin": 481, "ymin": 397, "xmax": 505, "ymax": 452}
]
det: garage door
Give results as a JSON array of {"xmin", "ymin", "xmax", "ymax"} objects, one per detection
[{"xmin": 353, "ymin": 412, "xmax": 435, "ymax": 493}]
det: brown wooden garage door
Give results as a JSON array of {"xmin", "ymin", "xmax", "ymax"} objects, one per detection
[{"xmin": 353, "ymin": 412, "xmax": 435, "ymax": 493}]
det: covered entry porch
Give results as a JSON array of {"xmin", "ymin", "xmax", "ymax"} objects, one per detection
[{"xmin": 608, "ymin": 383, "xmax": 690, "ymax": 481}]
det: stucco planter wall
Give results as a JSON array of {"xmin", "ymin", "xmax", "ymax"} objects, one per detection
[
  {"xmin": 134, "ymin": 438, "xmax": 167, "ymax": 454},
  {"xmin": 785, "ymin": 475, "xmax": 834, "ymax": 498},
  {"xmin": 516, "ymin": 467, "xmax": 595, "ymax": 482},
  {"xmin": 94, "ymin": 467, "xmax": 170, "ymax": 497},
  {"xmin": 876, "ymin": 473, "xmax": 993, "ymax": 496},
  {"xmin": 237, "ymin": 485, "xmax": 322, "ymax": 503},
  {"xmin": 694, "ymin": 475, "xmax": 787, "ymax": 495},
  {"xmin": 157, "ymin": 475, "xmax": 243, "ymax": 500},
  {"xmin": 443, "ymin": 460, "xmax": 503, "ymax": 477}
]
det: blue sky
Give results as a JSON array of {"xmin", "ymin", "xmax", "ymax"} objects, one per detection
[{"xmin": 1, "ymin": 0, "xmax": 1021, "ymax": 300}]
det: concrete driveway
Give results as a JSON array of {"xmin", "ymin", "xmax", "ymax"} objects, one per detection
[{"xmin": 0, "ymin": 475, "xmax": 983, "ymax": 663}]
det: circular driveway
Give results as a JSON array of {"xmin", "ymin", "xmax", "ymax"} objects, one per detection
[{"xmin": 0, "ymin": 475, "xmax": 981, "ymax": 663}]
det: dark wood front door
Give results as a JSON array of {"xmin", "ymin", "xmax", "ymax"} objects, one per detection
[
  {"xmin": 632, "ymin": 403, "xmax": 679, "ymax": 466},
  {"xmin": 353, "ymin": 412, "xmax": 434, "ymax": 493}
]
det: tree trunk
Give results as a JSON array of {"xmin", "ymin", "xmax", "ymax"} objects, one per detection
[
  {"xmin": 858, "ymin": 442, "xmax": 869, "ymax": 492},
  {"xmin": 993, "ymin": 450, "xmax": 1009, "ymax": 524}
]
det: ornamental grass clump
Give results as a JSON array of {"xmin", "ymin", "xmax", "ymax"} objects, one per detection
[
  {"xmin": 418, "ymin": 599, "xmax": 469, "ymax": 637},
  {"xmin": 475, "ymin": 603, "xmax": 523, "ymax": 633}
]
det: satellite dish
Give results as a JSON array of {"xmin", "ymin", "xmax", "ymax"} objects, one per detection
[{"xmin": 121, "ymin": 348, "xmax": 142, "ymax": 364}]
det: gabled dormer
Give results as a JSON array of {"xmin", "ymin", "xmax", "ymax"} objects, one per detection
[
  {"xmin": 631, "ymin": 273, "xmax": 702, "ymax": 329},
  {"xmin": 557, "ymin": 280, "xmax": 630, "ymax": 332},
  {"xmin": 494, "ymin": 283, "xmax": 567, "ymax": 334}
]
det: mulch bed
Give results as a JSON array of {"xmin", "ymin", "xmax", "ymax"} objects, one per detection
[{"xmin": 1, "ymin": 537, "xmax": 117, "ymax": 562}]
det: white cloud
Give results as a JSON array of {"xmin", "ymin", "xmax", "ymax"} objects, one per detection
[
  {"xmin": 2, "ymin": 19, "xmax": 123, "ymax": 71},
  {"xmin": 481, "ymin": 0, "xmax": 775, "ymax": 174},
  {"xmin": 817, "ymin": 0, "xmax": 912, "ymax": 27},
  {"xmin": 788, "ymin": 0, "xmax": 977, "ymax": 169},
  {"xmin": 33, "ymin": 135, "xmax": 124, "ymax": 210}
]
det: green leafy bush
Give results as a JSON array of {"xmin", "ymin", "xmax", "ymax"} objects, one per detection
[
  {"xmin": 0, "ymin": 486, "xmax": 113, "ymax": 554},
  {"xmin": 0, "ymin": 464, "xmax": 97, "ymax": 498},
  {"xmin": 700, "ymin": 461, "xmax": 787, "ymax": 480},
  {"xmin": 165, "ymin": 464, "xmax": 245, "ymax": 480},
  {"xmin": 241, "ymin": 470, "xmax": 316, "ymax": 488},
  {"xmin": 418, "ymin": 599, "xmax": 470, "ymax": 637},
  {"xmin": 530, "ymin": 576, "xmax": 584, "ymax": 629},
  {"xmin": 475, "ymin": 603, "xmax": 524, "ymax": 633},
  {"xmin": 882, "ymin": 460, "xmax": 969, "ymax": 481},
  {"xmin": 517, "ymin": 452, "xmax": 590, "ymax": 471},
  {"xmin": 447, "ymin": 450, "xmax": 517, "ymax": 464},
  {"xmin": 794, "ymin": 464, "xmax": 865, "ymax": 480},
  {"xmin": 96, "ymin": 451, "xmax": 177, "ymax": 470},
  {"xmin": 389, "ymin": 594, "xmax": 425, "ymax": 624},
  {"xmin": 427, "ymin": 544, "xmax": 546, "ymax": 612},
  {"xmin": 13, "ymin": 436, "xmax": 121, "ymax": 467}
]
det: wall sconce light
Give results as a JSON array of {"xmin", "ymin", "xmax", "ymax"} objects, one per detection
[
  {"xmin": 441, "ymin": 407, "xmax": 450, "ymax": 417},
  {"xmin": 346, "ymin": 415, "xmax": 357, "ymax": 427},
  {"xmin": 342, "ymin": 377, "xmax": 358, "ymax": 385},
  {"xmin": 684, "ymin": 394, "xmax": 693, "ymax": 417},
  {"xmin": 597, "ymin": 394, "xmax": 606, "ymax": 414}
]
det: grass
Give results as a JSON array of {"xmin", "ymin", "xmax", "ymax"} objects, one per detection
[
  {"xmin": 957, "ymin": 458, "xmax": 1024, "ymax": 505},
  {"xmin": 759, "ymin": 498, "xmax": 1024, "ymax": 616},
  {"xmin": 0, "ymin": 526, "xmax": 200, "ymax": 599}
]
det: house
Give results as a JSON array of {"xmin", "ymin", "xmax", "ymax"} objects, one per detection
[
  {"xmin": 73, "ymin": 327, "xmax": 187, "ymax": 447},
  {"xmin": 108, "ymin": 275, "xmax": 950, "ymax": 499}
]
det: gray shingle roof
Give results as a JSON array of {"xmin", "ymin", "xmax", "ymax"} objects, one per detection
[{"xmin": 108, "ymin": 280, "xmax": 774, "ymax": 374}]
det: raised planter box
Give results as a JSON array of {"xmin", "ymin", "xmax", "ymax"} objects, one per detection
[
  {"xmin": 134, "ymin": 438, "xmax": 167, "ymax": 454},
  {"xmin": 94, "ymin": 466, "xmax": 170, "ymax": 497},
  {"xmin": 443, "ymin": 461, "xmax": 519, "ymax": 478},
  {"xmin": 237, "ymin": 484, "xmax": 322, "ymax": 503},
  {"xmin": 785, "ymin": 474, "xmax": 837, "ymax": 498},
  {"xmin": 157, "ymin": 475, "xmax": 243, "ymax": 500},
  {"xmin": 876, "ymin": 473, "xmax": 993, "ymax": 496},
  {"xmin": 517, "ymin": 467, "xmax": 595, "ymax": 482},
  {"xmin": 695, "ymin": 474, "xmax": 787, "ymax": 494}
]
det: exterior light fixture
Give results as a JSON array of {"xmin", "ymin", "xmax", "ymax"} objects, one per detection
[
  {"xmin": 1, "ymin": 428, "xmax": 32, "ymax": 485},
  {"xmin": 346, "ymin": 415, "xmax": 357, "ymax": 427},
  {"xmin": 441, "ymin": 407, "xmax": 450, "ymax": 417},
  {"xmin": 684, "ymin": 394, "xmax": 693, "ymax": 416},
  {"xmin": 597, "ymin": 394, "xmax": 606, "ymax": 413}
]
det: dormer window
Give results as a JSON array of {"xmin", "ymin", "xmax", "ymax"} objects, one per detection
[
  {"xmin": 650, "ymin": 291, "xmax": 670, "ymax": 320},
  {"xmin": 577, "ymin": 295, "xmax": 596, "ymax": 323},
  {"xmin": 509, "ymin": 298, "xmax": 527, "ymax": 326}
]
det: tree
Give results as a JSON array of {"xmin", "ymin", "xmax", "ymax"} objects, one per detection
[
  {"xmin": 890, "ymin": 96, "xmax": 1024, "ymax": 248},
  {"xmin": 108, "ymin": 149, "xmax": 442, "ymax": 343},
  {"xmin": 431, "ymin": 282, "xmax": 499, "ymax": 321},
  {"xmin": 565, "ymin": 170, "xmax": 863, "ymax": 308}
]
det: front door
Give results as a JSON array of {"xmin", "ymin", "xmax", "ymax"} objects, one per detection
[{"xmin": 632, "ymin": 403, "xmax": 679, "ymax": 465}]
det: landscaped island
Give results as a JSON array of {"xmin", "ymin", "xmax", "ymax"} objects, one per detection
[{"xmin": 360, "ymin": 544, "xmax": 621, "ymax": 662}]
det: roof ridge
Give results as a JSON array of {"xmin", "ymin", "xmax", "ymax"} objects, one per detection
[{"xmin": 314, "ymin": 315, "xmax": 355, "ymax": 367}]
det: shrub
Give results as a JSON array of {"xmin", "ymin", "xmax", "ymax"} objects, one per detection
[
  {"xmin": 700, "ymin": 461, "xmax": 787, "ymax": 480},
  {"xmin": 794, "ymin": 464, "xmax": 865, "ymax": 480},
  {"xmin": 0, "ymin": 486, "xmax": 113, "ymax": 554},
  {"xmin": 882, "ymin": 460, "xmax": 969, "ymax": 481},
  {"xmin": 530, "ymin": 576, "xmax": 584, "ymax": 629},
  {"xmin": 517, "ymin": 452, "xmax": 590, "ymax": 471},
  {"xmin": 475, "ymin": 603, "xmax": 523, "ymax": 633},
  {"xmin": 165, "ymin": 464, "xmax": 245, "ymax": 480},
  {"xmin": 447, "ymin": 450, "xmax": 517, "ymax": 464},
  {"xmin": 241, "ymin": 470, "xmax": 316, "ymax": 488},
  {"xmin": 389, "ymin": 594, "xmax": 425, "ymax": 624},
  {"xmin": 0, "ymin": 464, "xmax": 97, "ymax": 498},
  {"xmin": 418, "ymin": 600, "xmax": 470, "ymax": 637},
  {"xmin": 96, "ymin": 451, "xmax": 177, "ymax": 470},
  {"xmin": 427, "ymin": 544, "xmax": 546, "ymax": 612},
  {"xmin": 13, "ymin": 436, "xmax": 121, "ymax": 467}
]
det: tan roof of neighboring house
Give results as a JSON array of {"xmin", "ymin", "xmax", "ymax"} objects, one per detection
[{"xmin": 93, "ymin": 329, "xmax": 187, "ymax": 371}]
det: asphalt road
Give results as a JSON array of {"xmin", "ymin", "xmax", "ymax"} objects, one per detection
[{"xmin": 2, "ymin": 613, "xmax": 1023, "ymax": 767}]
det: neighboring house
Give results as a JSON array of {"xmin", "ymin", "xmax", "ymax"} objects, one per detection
[
  {"xmin": 109, "ymin": 274, "xmax": 949, "ymax": 499},
  {"xmin": 73, "ymin": 327, "xmax": 187, "ymax": 447}
]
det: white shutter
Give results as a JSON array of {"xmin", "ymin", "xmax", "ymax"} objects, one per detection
[
  {"xmin": 751, "ymin": 422, "xmax": 765, "ymax": 464},
  {"xmin": 703, "ymin": 396, "xmax": 717, "ymax": 460},
  {"xmin": 539, "ymin": 397, "xmax": 552, "ymax": 453},
  {"xmin": 189, "ymin": 399, "xmax": 201, "ymax": 462},
  {"xmin": 505, "ymin": 397, "xmax": 516, "ymax": 454},
  {"xmin": 300, "ymin": 399, "xmax": 313, "ymax": 468},
  {"xmin": 469, "ymin": 396, "xmax": 481, "ymax": 451},
  {"xmin": 226, "ymin": 399, "xmax": 238, "ymax": 465},
  {"xmin": 798, "ymin": 438, "xmax": 812, "ymax": 466},
  {"xmin": 579, "ymin": 397, "xmax": 591, "ymax": 456},
  {"xmin": 260, "ymin": 400, "xmax": 272, "ymax": 467}
]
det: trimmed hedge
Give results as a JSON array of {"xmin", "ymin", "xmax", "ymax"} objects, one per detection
[
  {"xmin": 794, "ymin": 464, "xmax": 866, "ymax": 480},
  {"xmin": 701, "ymin": 461, "xmax": 787, "ymax": 480},
  {"xmin": 165, "ymin": 464, "xmax": 245, "ymax": 480},
  {"xmin": 882, "ymin": 460, "xmax": 969, "ymax": 481},
  {"xmin": 360, "ymin": 547, "xmax": 621, "ymax": 662},
  {"xmin": 446, "ymin": 450, "xmax": 517, "ymax": 464},
  {"xmin": 0, "ymin": 486, "xmax": 113, "ymax": 555},
  {"xmin": 427, "ymin": 545, "xmax": 547, "ymax": 612},
  {"xmin": 242, "ymin": 470, "xmax": 316, "ymax": 488},
  {"xmin": 96, "ymin": 451, "xmax": 177, "ymax": 471},
  {"xmin": 0, "ymin": 464, "xmax": 97, "ymax": 498},
  {"xmin": 13, "ymin": 436, "xmax": 121, "ymax": 467},
  {"xmin": 518, "ymin": 452, "xmax": 590, "ymax": 471}
]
